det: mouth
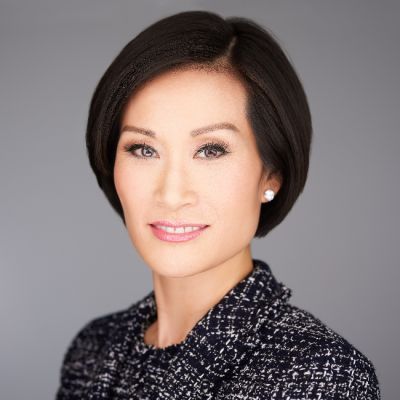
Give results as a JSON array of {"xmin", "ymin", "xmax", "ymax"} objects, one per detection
[
  {"xmin": 149, "ymin": 222, "xmax": 210, "ymax": 242},
  {"xmin": 149, "ymin": 220, "xmax": 209, "ymax": 229}
]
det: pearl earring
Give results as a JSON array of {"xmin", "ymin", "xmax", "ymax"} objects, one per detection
[{"xmin": 264, "ymin": 189, "xmax": 275, "ymax": 202}]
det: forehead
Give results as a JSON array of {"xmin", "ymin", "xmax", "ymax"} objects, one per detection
[{"xmin": 120, "ymin": 68, "xmax": 249, "ymax": 127}]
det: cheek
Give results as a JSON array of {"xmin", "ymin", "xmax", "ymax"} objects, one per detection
[
  {"xmin": 209, "ymin": 161, "xmax": 261, "ymax": 223},
  {"xmin": 114, "ymin": 161, "xmax": 139, "ymax": 212},
  {"xmin": 114, "ymin": 160, "xmax": 157, "ymax": 224},
  {"xmin": 114, "ymin": 161, "xmax": 128, "ymax": 207},
  {"xmin": 204, "ymin": 162, "xmax": 261, "ymax": 250}
]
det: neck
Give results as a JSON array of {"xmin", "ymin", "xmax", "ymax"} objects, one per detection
[{"xmin": 146, "ymin": 247, "xmax": 254, "ymax": 349}]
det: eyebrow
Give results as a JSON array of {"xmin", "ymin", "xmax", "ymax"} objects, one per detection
[{"xmin": 120, "ymin": 122, "xmax": 240, "ymax": 138}]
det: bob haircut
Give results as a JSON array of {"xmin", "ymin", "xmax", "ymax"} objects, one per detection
[{"xmin": 86, "ymin": 10, "xmax": 312, "ymax": 238}]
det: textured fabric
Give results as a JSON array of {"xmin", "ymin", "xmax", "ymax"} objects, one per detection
[{"xmin": 55, "ymin": 258, "xmax": 381, "ymax": 399}]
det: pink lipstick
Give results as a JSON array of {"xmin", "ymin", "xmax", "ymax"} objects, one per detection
[{"xmin": 149, "ymin": 221, "xmax": 209, "ymax": 243}]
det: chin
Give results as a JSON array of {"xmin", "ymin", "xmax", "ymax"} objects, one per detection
[{"xmin": 144, "ymin": 256, "xmax": 207, "ymax": 278}]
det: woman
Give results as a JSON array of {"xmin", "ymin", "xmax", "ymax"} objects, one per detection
[{"xmin": 55, "ymin": 10, "xmax": 380, "ymax": 400}]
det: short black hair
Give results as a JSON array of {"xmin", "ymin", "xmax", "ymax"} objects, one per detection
[{"xmin": 85, "ymin": 10, "xmax": 312, "ymax": 238}]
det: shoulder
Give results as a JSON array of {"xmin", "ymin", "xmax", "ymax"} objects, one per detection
[
  {"xmin": 55, "ymin": 296, "xmax": 145, "ymax": 399},
  {"xmin": 61, "ymin": 307, "xmax": 127, "ymax": 360},
  {"xmin": 239, "ymin": 304, "xmax": 381, "ymax": 399},
  {"xmin": 60, "ymin": 291, "xmax": 150, "ymax": 358}
]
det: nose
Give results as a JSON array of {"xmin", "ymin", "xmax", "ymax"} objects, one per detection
[{"xmin": 155, "ymin": 160, "xmax": 197, "ymax": 210}]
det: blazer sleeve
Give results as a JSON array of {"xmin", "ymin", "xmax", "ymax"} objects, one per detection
[
  {"xmin": 345, "ymin": 351, "xmax": 381, "ymax": 400},
  {"xmin": 54, "ymin": 319, "xmax": 100, "ymax": 400},
  {"xmin": 247, "ymin": 341, "xmax": 381, "ymax": 400},
  {"xmin": 284, "ymin": 342, "xmax": 381, "ymax": 400}
]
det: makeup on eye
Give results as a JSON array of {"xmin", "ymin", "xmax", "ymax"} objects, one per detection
[{"xmin": 122, "ymin": 139, "xmax": 232, "ymax": 160}]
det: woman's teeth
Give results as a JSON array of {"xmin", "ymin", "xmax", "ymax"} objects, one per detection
[{"xmin": 155, "ymin": 225, "xmax": 202, "ymax": 233}]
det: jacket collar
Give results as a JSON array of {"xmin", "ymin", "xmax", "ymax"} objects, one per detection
[
  {"xmin": 141, "ymin": 257, "xmax": 292, "ymax": 338},
  {"xmin": 143, "ymin": 258, "xmax": 292, "ymax": 398},
  {"xmin": 87, "ymin": 258, "xmax": 292, "ymax": 399}
]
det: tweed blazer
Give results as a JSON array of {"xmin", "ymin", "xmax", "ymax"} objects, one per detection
[{"xmin": 55, "ymin": 258, "xmax": 381, "ymax": 399}]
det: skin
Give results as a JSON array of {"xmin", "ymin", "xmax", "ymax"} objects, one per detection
[{"xmin": 114, "ymin": 67, "xmax": 281, "ymax": 349}]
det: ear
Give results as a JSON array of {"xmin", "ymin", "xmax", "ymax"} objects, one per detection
[{"xmin": 260, "ymin": 169, "xmax": 282, "ymax": 203}]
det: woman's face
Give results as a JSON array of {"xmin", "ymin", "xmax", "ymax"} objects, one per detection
[{"xmin": 114, "ymin": 68, "xmax": 279, "ymax": 278}]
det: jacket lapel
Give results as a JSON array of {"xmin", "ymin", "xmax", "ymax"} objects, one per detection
[{"xmin": 154, "ymin": 258, "xmax": 292, "ymax": 399}]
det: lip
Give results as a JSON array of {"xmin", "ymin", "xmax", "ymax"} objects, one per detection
[
  {"xmin": 149, "ymin": 224, "xmax": 209, "ymax": 243},
  {"xmin": 150, "ymin": 220, "xmax": 209, "ymax": 228}
]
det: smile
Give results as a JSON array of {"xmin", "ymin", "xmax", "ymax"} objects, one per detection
[
  {"xmin": 149, "ymin": 224, "xmax": 209, "ymax": 242},
  {"xmin": 154, "ymin": 225, "xmax": 203, "ymax": 233}
]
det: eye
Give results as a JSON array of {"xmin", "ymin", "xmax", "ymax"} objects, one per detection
[
  {"xmin": 124, "ymin": 141, "xmax": 157, "ymax": 159},
  {"xmin": 123, "ymin": 140, "xmax": 231, "ymax": 160},
  {"xmin": 196, "ymin": 141, "xmax": 230, "ymax": 159}
]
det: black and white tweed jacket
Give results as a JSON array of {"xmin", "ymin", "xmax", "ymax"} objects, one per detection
[{"xmin": 55, "ymin": 258, "xmax": 381, "ymax": 399}]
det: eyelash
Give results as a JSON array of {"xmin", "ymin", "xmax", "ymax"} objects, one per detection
[{"xmin": 123, "ymin": 140, "xmax": 231, "ymax": 160}]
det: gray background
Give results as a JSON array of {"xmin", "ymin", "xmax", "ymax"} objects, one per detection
[{"xmin": 1, "ymin": 1, "xmax": 398, "ymax": 399}]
